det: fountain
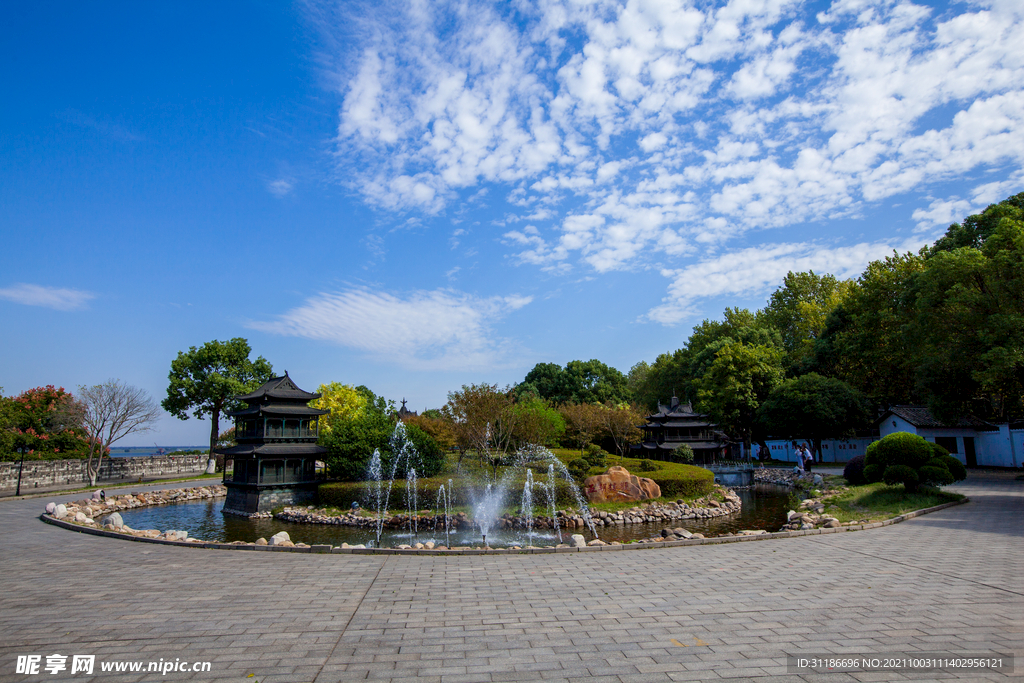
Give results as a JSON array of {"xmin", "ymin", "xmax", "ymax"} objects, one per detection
[{"xmin": 363, "ymin": 422, "xmax": 599, "ymax": 548}]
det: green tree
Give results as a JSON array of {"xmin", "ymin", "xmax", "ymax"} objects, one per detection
[
  {"xmin": 522, "ymin": 363, "xmax": 565, "ymax": 401},
  {"xmin": 695, "ymin": 341, "xmax": 785, "ymax": 454},
  {"xmin": 930, "ymin": 192, "xmax": 1024, "ymax": 254},
  {"xmin": 310, "ymin": 382, "xmax": 368, "ymax": 434},
  {"xmin": 162, "ymin": 338, "xmax": 274, "ymax": 474},
  {"xmin": 507, "ymin": 397, "xmax": 565, "ymax": 449},
  {"xmin": 3, "ymin": 386, "xmax": 91, "ymax": 460},
  {"xmin": 754, "ymin": 373, "xmax": 870, "ymax": 460},
  {"xmin": 913, "ymin": 212, "xmax": 1024, "ymax": 421},
  {"xmin": 523, "ymin": 359, "xmax": 630, "ymax": 404},
  {"xmin": 812, "ymin": 251, "xmax": 924, "ymax": 408},
  {"xmin": 760, "ymin": 271, "xmax": 854, "ymax": 370}
]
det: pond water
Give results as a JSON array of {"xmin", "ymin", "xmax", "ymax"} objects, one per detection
[{"xmin": 114, "ymin": 484, "xmax": 794, "ymax": 548}]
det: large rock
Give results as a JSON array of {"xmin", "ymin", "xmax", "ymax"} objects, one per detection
[
  {"xmin": 569, "ymin": 534, "xmax": 587, "ymax": 548},
  {"xmin": 101, "ymin": 512, "xmax": 123, "ymax": 528},
  {"xmin": 268, "ymin": 531, "xmax": 291, "ymax": 546},
  {"xmin": 54, "ymin": 504, "xmax": 67, "ymax": 519},
  {"xmin": 45, "ymin": 502, "xmax": 56, "ymax": 514},
  {"xmin": 582, "ymin": 466, "xmax": 661, "ymax": 504}
]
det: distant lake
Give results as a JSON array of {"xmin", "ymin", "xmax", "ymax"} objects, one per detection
[{"xmin": 110, "ymin": 447, "xmax": 206, "ymax": 458}]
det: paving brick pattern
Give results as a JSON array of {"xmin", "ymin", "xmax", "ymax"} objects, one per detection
[{"xmin": 1, "ymin": 472, "xmax": 1020, "ymax": 682}]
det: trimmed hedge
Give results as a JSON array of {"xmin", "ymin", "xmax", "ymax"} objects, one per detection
[{"xmin": 644, "ymin": 464, "xmax": 715, "ymax": 498}]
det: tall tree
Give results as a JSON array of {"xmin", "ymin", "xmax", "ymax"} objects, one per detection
[
  {"xmin": 442, "ymin": 383, "xmax": 515, "ymax": 469},
  {"xmin": 523, "ymin": 359, "xmax": 630, "ymax": 404},
  {"xmin": 760, "ymin": 271, "xmax": 854, "ymax": 370},
  {"xmin": 696, "ymin": 341, "xmax": 785, "ymax": 454},
  {"xmin": 310, "ymin": 382, "xmax": 368, "ymax": 435},
  {"xmin": 812, "ymin": 251, "xmax": 924, "ymax": 408},
  {"xmin": 162, "ymin": 338, "xmax": 273, "ymax": 474},
  {"xmin": 559, "ymin": 402, "xmax": 605, "ymax": 455},
  {"xmin": 913, "ymin": 212, "xmax": 1024, "ymax": 421},
  {"xmin": 603, "ymin": 402, "xmax": 644, "ymax": 459},
  {"xmin": 755, "ymin": 373, "xmax": 870, "ymax": 461},
  {"xmin": 79, "ymin": 380, "xmax": 161, "ymax": 486}
]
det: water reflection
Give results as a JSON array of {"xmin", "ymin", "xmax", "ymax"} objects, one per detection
[{"xmin": 114, "ymin": 484, "xmax": 792, "ymax": 548}]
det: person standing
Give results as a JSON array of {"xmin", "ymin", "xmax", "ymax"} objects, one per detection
[
  {"xmin": 794, "ymin": 443, "xmax": 805, "ymax": 473},
  {"xmin": 802, "ymin": 444, "xmax": 813, "ymax": 474}
]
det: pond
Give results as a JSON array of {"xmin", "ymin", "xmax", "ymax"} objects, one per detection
[{"xmin": 114, "ymin": 483, "xmax": 794, "ymax": 548}]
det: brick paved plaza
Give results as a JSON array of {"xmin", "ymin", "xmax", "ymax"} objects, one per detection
[{"xmin": 1, "ymin": 472, "xmax": 1021, "ymax": 682}]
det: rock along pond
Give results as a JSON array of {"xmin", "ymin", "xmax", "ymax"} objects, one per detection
[{"xmin": 113, "ymin": 484, "xmax": 794, "ymax": 548}]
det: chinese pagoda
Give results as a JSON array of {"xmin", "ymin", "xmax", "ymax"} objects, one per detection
[
  {"xmin": 218, "ymin": 373, "xmax": 328, "ymax": 516},
  {"xmin": 632, "ymin": 396, "xmax": 733, "ymax": 464}
]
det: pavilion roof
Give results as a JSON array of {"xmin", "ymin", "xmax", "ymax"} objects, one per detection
[{"xmin": 235, "ymin": 373, "xmax": 320, "ymax": 403}]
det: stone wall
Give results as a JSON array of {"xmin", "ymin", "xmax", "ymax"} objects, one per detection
[{"xmin": 0, "ymin": 454, "xmax": 207, "ymax": 492}]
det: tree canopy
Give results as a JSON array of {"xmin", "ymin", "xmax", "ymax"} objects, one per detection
[
  {"xmin": 522, "ymin": 359, "xmax": 630, "ymax": 404},
  {"xmin": 162, "ymin": 338, "xmax": 273, "ymax": 473},
  {"xmin": 755, "ymin": 373, "xmax": 870, "ymax": 459}
]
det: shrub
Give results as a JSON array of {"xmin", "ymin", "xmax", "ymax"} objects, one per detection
[
  {"xmin": 863, "ymin": 462, "xmax": 884, "ymax": 483},
  {"xmin": 866, "ymin": 432, "xmax": 933, "ymax": 471},
  {"xmin": 566, "ymin": 458, "xmax": 591, "ymax": 483},
  {"xmin": 939, "ymin": 453, "xmax": 967, "ymax": 482},
  {"xmin": 672, "ymin": 443, "xmax": 695, "ymax": 464},
  {"xmin": 865, "ymin": 432, "xmax": 965, "ymax": 491},
  {"xmin": 919, "ymin": 463, "xmax": 955, "ymax": 486},
  {"xmin": 638, "ymin": 459, "xmax": 662, "ymax": 472},
  {"xmin": 648, "ymin": 464, "xmax": 715, "ymax": 498},
  {"xmin": 882, "ymin": 464, "xmax": 920, "ymax": 491},
  {"xmin": 583, "ymin": 444, "xmax": 607, "ymax": 469},
  {"xmin": 843, "ymin": 454, "xmax": 867, "ymax": 485}
]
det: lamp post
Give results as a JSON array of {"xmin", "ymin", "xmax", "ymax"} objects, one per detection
[{"xmin": 15, "ymin": 446, "xmax": 27, "ymax": 497}]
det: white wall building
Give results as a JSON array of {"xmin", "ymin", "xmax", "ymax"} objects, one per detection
[{"xmin": 761, "ymin": 405, "xmax": 1023, "ymax": 468}]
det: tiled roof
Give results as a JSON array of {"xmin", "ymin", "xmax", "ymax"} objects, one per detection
[
  {"xmin": 235, "ymin": 373, "xmax": 320, "ymax": 402},
  {"xmin": 882, "ymin": 405, "xmax": 992, "ymax": 429}
]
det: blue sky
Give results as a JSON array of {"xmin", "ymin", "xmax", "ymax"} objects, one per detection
[{"xmin": 2, "ymin": 0, "xmax": 1022, "ymax": 446}]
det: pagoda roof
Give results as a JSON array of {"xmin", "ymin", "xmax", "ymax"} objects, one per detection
[
  {"xmin": 235, "ymin": 373, "xmax": 320, "ymax": 403},
  {"xmin": 644, "ymin": 419, "xmax": 716, "ymax": 428},
  {"xmin": 636, "ymin": 441, "xmax": 724, "ymax": 451},
  {"xmin": 217, "ymin": 443, "xmax": 327, "ymax": 457},
  {"xmin": 228, "ymin": 404, "xmax": 329, "ymax": 418}
]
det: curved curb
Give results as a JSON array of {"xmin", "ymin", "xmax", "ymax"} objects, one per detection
[{"xmin": 38, "ymin": 496, "xmax": 969, "ymax": 556}]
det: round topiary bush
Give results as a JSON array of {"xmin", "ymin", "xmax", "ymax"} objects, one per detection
[
  {"xmin": 882, "ymin": 463, "xmax": 920, "ymax": 490},
  {"xmin": 843, "ymin": 454, "xmax": 866, "ymax": 485},
  {"xmin": 939, "ymin": 453, "xmax": 967, "ymax": 482},
  {"xmin": 919, "ymin": 463, "xmax": 955, "ymax": 486},
  {"xmin": 866, "ymin": 432, "xmax": 933, "ymax": 472}
]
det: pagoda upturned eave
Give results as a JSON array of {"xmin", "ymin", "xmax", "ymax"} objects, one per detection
[
  {"xmin": 226, "ymin": 404, "xmax": 329, "ymax": 418},
  {"xmin": 234, "ymin": 374, "xmax": 321, "ymax": 403}
]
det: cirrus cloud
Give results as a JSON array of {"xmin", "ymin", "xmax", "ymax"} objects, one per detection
[
  {"xmin": 0, "ymin": 283, "xmax": 96, "ymax": 311},
  {"xmin": 248, "ymin": 287, "xmax": 532, "ymax": 371}
]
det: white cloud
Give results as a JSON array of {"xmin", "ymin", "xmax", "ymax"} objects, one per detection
[
  {"xmin": 0, "ymin": 284, "xmax": 95, "ymax": 311},
  {"xmin": 647, "ymin": 237, "xmax": 927, "ymax": 324},
  {"xmin": 311, "ymin": 0, "xmax": 1024, "ymax": 318},
  {"xmin": 267, "ymin": 178, "xmax": 294, "ymax": 197},
  {"xmin": 248, "ymin": 287, "xmax": 532, "ymax": 371}
]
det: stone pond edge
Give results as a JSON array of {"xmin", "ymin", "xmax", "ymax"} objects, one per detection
[{"xmin": 38, "ymin": 497, "xmax": 969, "ymax": 555}]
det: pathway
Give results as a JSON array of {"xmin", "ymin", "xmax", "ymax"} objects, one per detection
[{"xmin": 0, "ymin": 472, "xmax": 1020, "ymax": 682}]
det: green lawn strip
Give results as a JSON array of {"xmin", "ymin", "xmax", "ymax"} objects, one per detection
[{"xmin": 819, "ymin": 482, "xmax": 964, "ymax": 523}]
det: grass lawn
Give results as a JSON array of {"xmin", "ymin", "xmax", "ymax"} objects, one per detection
[{"xmin": 820, "ymin": 482, "xmax": 964, "ymax": 522}]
